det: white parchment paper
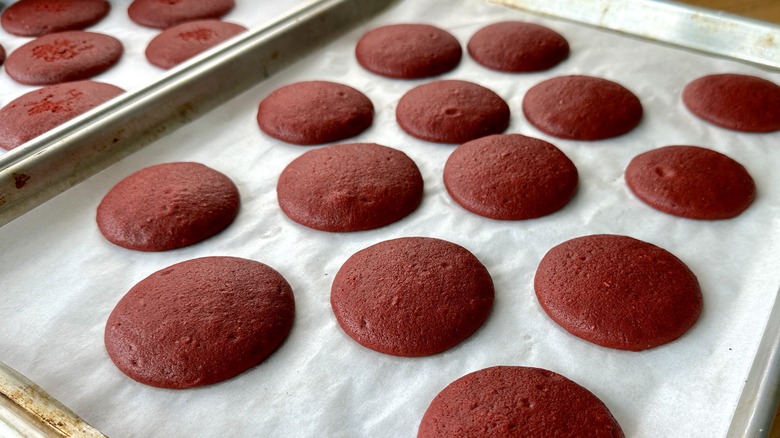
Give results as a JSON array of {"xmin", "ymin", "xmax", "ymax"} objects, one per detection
[{"xmin": 2, "ymin": 1, "xmax": 780, "ymax": 437}]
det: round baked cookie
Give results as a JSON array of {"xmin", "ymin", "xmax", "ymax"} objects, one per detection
[
  {"xmin": 1, "ymin": 0, "xmax": 110, "ymax": 37},
  {"xmin": 145, "ymin": 20, "xmax": 247, "ymax": 69},
  {"xmin": 0, "ymin": 80, "xmax": 124, "ymax": 150},
  {"xmin": 682, "ymin": 73, "xmax": 780, "ymax": 132},
  {"xmin": 444, "ymin": 134, "xmax": 578, "ymax": 220},
  {"xmin": 523, "ymin": 75, "xmax": 643, "ymax": 140},
  {"xmin": 331, "ymin": 237, "xmax": 494, "ymax": 357},
  {"xmin": 105, "ymin": 256, "xmax": 295, "ymax": 389},
  {"xmin": 0, "ymin": 44, "xmax": 5, "ymax": 67},
  {"xmin": 535, "ymin": 234, "xmax": 702, "ymax": 351},
  {"xmin": 128, "ymin": 0, "xmax": 235, "ymax": 29},
  {"xmin": 5, "ymin": 31, "xmax": 123, "ymax": 85},
  {"xmin": 396, "ymin": 80, "xmax": 509, "ymax": 143},
  {"xmin": 626, "ymin": 145, "xmax": 755, "ymax": 219},
  {"xmin": 355, "ymin": 24, "xmax": 461, "ymax": 79},
  {"xmin": 277, "ymin": 143, "xmax": 423, "ymax": 232},
  {"xmin": 467, "ymin": 21, "xmax": 569, "ymax": 72},
  {"xmin": 419, "ymin": 366, "xmax": 624, "ymax": 438},
  {"xmin": 257, "ymin": 81, "xmax": 374, "ymax": 145},
  {"xmin": 97, "ymin": 162, "xmax": 240, "ymax": 251}
]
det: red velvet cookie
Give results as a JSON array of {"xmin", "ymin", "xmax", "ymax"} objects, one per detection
[
  {"xmin": 396, "ymin": 80, "xmax": 509, "ymax": 143},
  {"xmin": 5, "ymin": 31, "xmax": 123, "ymax": 85},
  {"xmin": 277, "ymin": 143, "xmax": 423, "ymax": 232},
  {"xmin": 625, "ymin": 145, "xmax": 755, "ymax": 219},
  {"xmin": 444, "ymin": 134, "xmax": 578, "ymax": 220},
  {"xmin": 1, "ymin": 0, "xmax": 110, "ymax": 37},
  {"xmin": 355, "ymin": 24, "xmax": 462, "ymax": 79},
  {"xmin": 105, "ymin": 256, "xmax": 295, "ymax": 389},
  {"xmin": 257, "ymin": 81, "xmax": 374, "ymax": 145},
  {"xmin": 145, "ymin": 20, "xmax": 247, "ymax": 69},
  {"xmin": 97, "ymin": 162, "xmax": 240, "ymax": 251},
  {"xmin": 419, "ymin": 366, "xmax": 624, "ymax": 438},
  {"xmin": 467, "ymin": 21, "xmax": 569, "ymax": 72},
  {"xmin": 682, "ymin": 73, "xmax": 780, "ymax": 132},
  {"xmin": 331, "ymin": 237, "xmax": 494, "ymax": 357},
  {"xmin": 534, "ymin": 234, "xmax": 702, "ymax": 351},
  {"xmin": 0, "ymin": 44, "xmax": 6, "ymax": 67},
  {"xmin": 128, "ymin": 0, "xmax": 235, "ymax": 29},
  {"xmin": 0, "ymin": 80, "xmax": 124, "ymax": 150},
  {"xmin": 523, "ymin": 75, "xmax": 643, "ymax": 140}
]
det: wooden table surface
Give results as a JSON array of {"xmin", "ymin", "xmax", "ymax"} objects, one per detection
[
  {"xmin": 670, "ymin": 2, "xmax": 779, "ymax": 436},
  {"xmin": 677, "ymin": 0, "xmax": 780, "ymax": 23}
]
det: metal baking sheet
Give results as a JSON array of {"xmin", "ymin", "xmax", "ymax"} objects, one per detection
[
  {"xmin": 0, "ymin": 0, "xmax": 395, "ymax": 228},
  {"xmin": 492, "ymin": 0, "xmax": 780, "ymax": 70},
  {"xmin": 486, "ymin": 3, "xmax": 780, "ymax": 435},
  {"xmin": 1, "ymin": 0, "xmax": 780, "ymax": 436},
  {"xmin": 0, "ymin": 362, "xmax": 105, "ymax": 438}
]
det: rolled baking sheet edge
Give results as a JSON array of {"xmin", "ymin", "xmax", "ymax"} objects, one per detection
[
  {"xmin": 726, "ymin": 286, "xmax": 780, "ymax": 438},
  {"xmin": 491, "ymin": 0, "xmax": 780, "ymax": 70},
  {"xmin": 0, "ymin": 362, "xmax": 106, "ymax": 438}
]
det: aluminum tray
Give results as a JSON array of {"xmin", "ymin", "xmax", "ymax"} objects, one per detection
[
  {"xmin": 0, "ymin": 0, "xmax": 395, "ymax": 228},
  {"xmin": 486, "ymin": 5, "xmax": 780, "ymax": 436},
  {"xmin": 493, "ymin": 0, "xmax": 780, "ymax": 70},
  {"xmin": 1, "ymin": 0, "xmax": 779, "ymax": 436}
]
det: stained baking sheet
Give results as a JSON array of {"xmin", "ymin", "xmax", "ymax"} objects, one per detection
[
  {"xmin": 1, "ymin": 0, "xmax": 780, "ymax": 436},
  {"xmin": 492, "ymin": 0, "xmax": 780, "ymax": 70},
  {"xmin": 0, "ymin": 0, "xmax": 325, "ymax": 225}
]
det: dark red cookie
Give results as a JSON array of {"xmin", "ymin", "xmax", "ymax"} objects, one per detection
[
  {"xmin": 97, "ymin": 162, "xmax": 240, "ymax": 251},
  {"xmin": 523, "ymin": 75, "xmax": 643, "ymax": 140},
  {"xmin": 535, "ymin": 234, "xmax": 702, "ymax": 351},
  {"xmin": 0, "ymin": 43, "xmax": 5, "ymax": 67},
  {"xmin": 625, "ymin": 145, "xmax": 755, "ymax": 219},
  {"xmin": 128, "ymin": 0, "xmax": 235, "ymax": 29},
  {"xmin": 444, "ymin": 134, "xmax": 577, "ymax": 220},
  {"xmin": 396, "ymin": 80, "xmax": 509, "ymax": 143},
  {"xmin": 682, "ymin": 73, "xmax": 780, "ymax": 132},
  {"xmin": 419, "ymin": 366, "xmax": 624, "ymax": 438},
  {"xmin": 145, "ymin": 20, "xmax": 247, "ymax": 69},
  {"xmin": 355, "ymin": 24, "xmax": 461, "ymax": 79},
  {"xmin": 1, "ymin": 0, "xmax": 110, "ymax": 37},
  {"xmin": 331, "ymin": 237, "xmax": 494, "ymax": 357},
  {"xmin": 5, "ymin": 31, "xmax": 123, "ymax": 85},
  {"xmin": 257, "ymin": 81, "xmax": 374, "ymax": 145},
  {"xmin": 277, "ymin": 143, "xmax": 423, "ymax": 232},
  {"xmin": 0, "ymin": 80, "xmax": 124, "ymax": 150},
  {"xmin": 105, "ymin": 256, "xmax": 295, "ymax": 389},
  {"xmin": 467, "ymin": 21, "xmax": 569, "ymax": 72}
]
